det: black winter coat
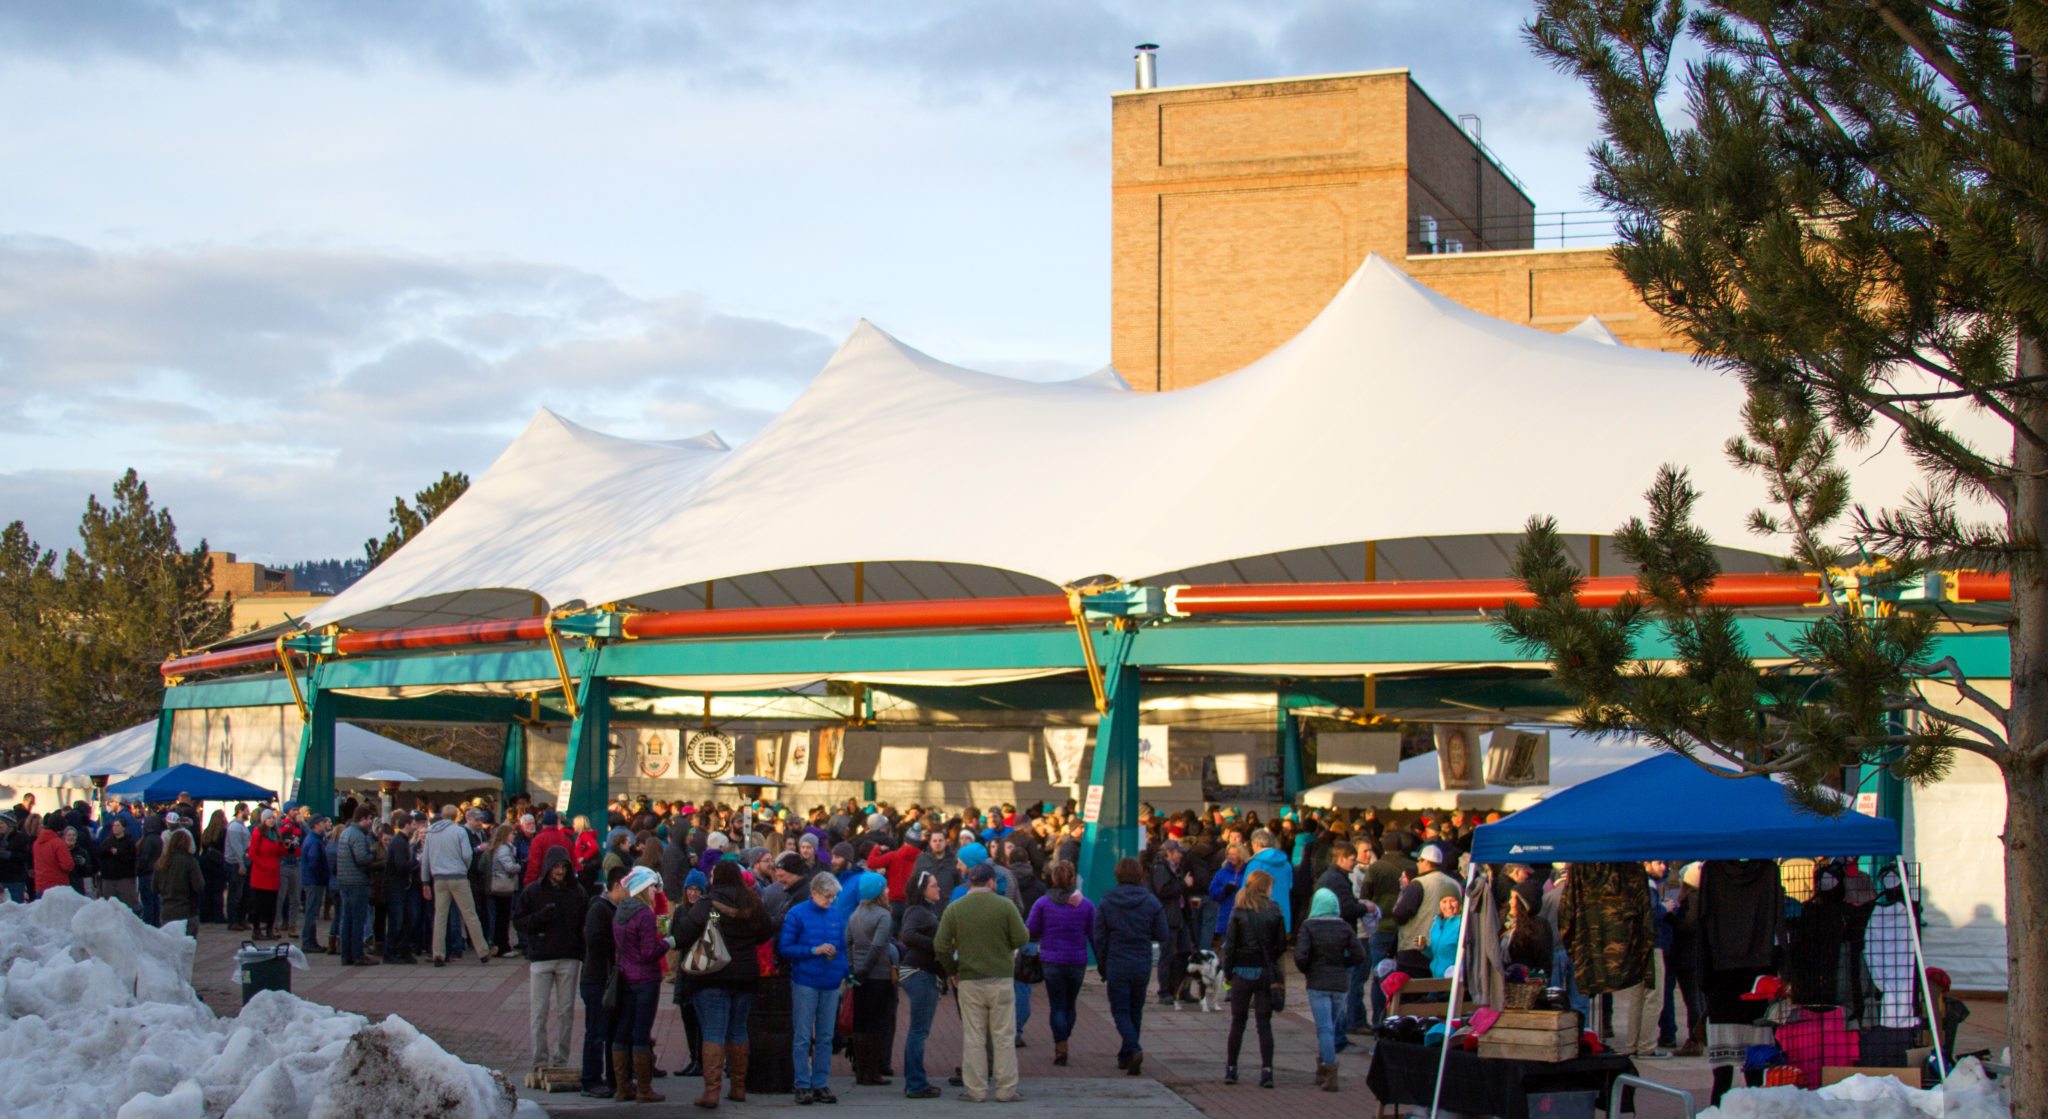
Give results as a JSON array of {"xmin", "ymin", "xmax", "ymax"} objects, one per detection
[
  {"xmin": 98, "ymin": 834, "xmax": 138, "ymax": 880},
  {"xmin": 1219, "ymin": 901, "xmax": 1286, "ymax": 976},
  {"xmin": 1317, "ymin": 865, "xmax": 1369, "ymax": 925},
  {"xmin": 1147, "ymin": 858, "xmax": 1190, "ymax": 931},
  {"xmin": 1092, "ymin": 883, "xmax": 1167, "ymax": 975},
  {"xmin": 674, "ymin": 882, "xmax": 772, "ymax": 988},
  {"xmin": 897, "ymin": 898, "xmax": 943, "ymax": 974},
  {"xmin": 583, "ymin": 895, "xmax": 618, "ymax": 975},
  {"xmin": 1293, "ymin": 914, "xmax": 1365, "ymax": 992},
  {"xmin": 512, "ymin": 852, "xmax": 589, "ymax": 962}
]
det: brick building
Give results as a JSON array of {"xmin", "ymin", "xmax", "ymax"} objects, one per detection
[
  {"xmin": 1112, "ymin": 67, "xmax": 1683, "ymax": 392},
  {"xmin": 204, "ymin": 551, "xmax": 329, "ymax": 633}
]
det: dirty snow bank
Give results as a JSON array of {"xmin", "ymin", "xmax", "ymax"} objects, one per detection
[
  {"xmin": 0, "ymin": 889, "xmax": 534, "ymax": 1119},
  {"xmin": 1700, "ymin": 1057, "xmax": 2009, "ymax": 1119}
]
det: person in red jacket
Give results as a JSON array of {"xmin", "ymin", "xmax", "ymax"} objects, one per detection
[
  {"xmin": 526, "ymin": 810, "xmax": 576, "ymax": 885},
  {"xmin": 30, "ymin": 813, "xmax": 73, "ymax": 899},
  {"xmin": 866, "ymin": 838, "xmax": 921, "ymax": 906},
  {"xmin": 245, "ymin": 809, "xmax": 288, "ymax": 941}
]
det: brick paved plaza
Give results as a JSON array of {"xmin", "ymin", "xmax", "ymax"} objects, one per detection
[{"xmin": 189, "ymin": 927, "xmax": 2007, "ymax": 1118}]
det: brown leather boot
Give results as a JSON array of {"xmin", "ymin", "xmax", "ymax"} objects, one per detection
[
  {"xmin": 1320, "ymin": 1063, "xmax": 1339, "ymax": 1093},
  {"xmin": 1053, "ymin": 1040, "xmax": 1068, "ymax": 1067},
  {"xmin": 694, "ymin": 1042, "xmax": 723, "ymax": 1108},
  {"xmin": 1313, "ymin": 1062, "xmax": 1330, "ymax": 1088},
  {"xmin": 634, "ymin": 1050, "xmax": 667, "ymax": 1103},
  {"xmin": 725, "ymin": 1044, "xmax": 749, "ymax": 1102},
  {"xmin": 612, "ymin": 1048, "xmax": 636, "ymax": 1102}
]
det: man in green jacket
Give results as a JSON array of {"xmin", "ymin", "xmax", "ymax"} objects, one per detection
[{"xmin": 934, "ymin": 863, "xmax": 1029, "ymax": 1102}]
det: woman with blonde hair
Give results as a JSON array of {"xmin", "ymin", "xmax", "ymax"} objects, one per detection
[
  {"xmin": 487, "ymin": 822, "xmax": 520, "ymax": 958},
  {"xmin": 1218, "ymin": 868, "xmax": 1286, "ymax": 1086}
]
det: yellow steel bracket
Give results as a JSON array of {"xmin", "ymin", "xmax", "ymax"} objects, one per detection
[
  {"xmin": 275, "ymin": 634, "xmax": 310, "ymax": 721},
  {"xmin": 1065, "ymin": 582, "xmax": 1121, "ymax": 716},
  {"xmin": 542, "ymin": 614, "xmax": 580, "ymax": 718}
]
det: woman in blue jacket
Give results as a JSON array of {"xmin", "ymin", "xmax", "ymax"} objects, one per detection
[
  {"xmin": 778, "ymin": 872, "xmax": 850, "ymax": 1104},
  {"xmin": 1090, "ymin": 857, "xmax": 1167, "ymax": 1077}
]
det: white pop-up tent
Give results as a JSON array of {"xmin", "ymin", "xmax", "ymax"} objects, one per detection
[
  {"xmin": 302, "ymin": 255, "xmax": 1985, "ymax": 632},
  {"xmin": 0, "ymin": 721, "xmax": 496, "ymax": 799},
  {"xmin": 1299, "ymin": 727, "xmax": 1667, "ymax": 811}
]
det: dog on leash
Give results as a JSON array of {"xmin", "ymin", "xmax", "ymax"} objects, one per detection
[{"xmin": 1175, "ymin": 949, "xmax": 1223, "ymax": 1012}]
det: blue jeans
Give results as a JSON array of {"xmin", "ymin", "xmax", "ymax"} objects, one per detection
[
  {"xmin": 1308, "ymin": 989, "xmax": 1343, "ymax": 1065},
  {"xmin": 790, "ymin": 982, "xmax": 839, "ymax": 1090},
  {"xmin": 1014, "ymin": 979, "xmax": 1032, "ymax": 1034},
  {"xmin": 613, "ymin": 979, "xmax": 661, "ymax": 1050},
  {"xmin": 1044, "ymin": 964, "xmax": 1085, "ymax": 1043},
  {"xmin": 1105, "ymin": 966, "xmax": 1147, "ymax": 1060},
  {"xmin": 580, "ymin": 978, "xmax": 612, "ymax": 1088},
  {"xmin": 902, "ymin": 970, "xmax": 939, "ymax": 1094},
  {"xmin": 337, "ymin": 884, "xmax": 370, "ymax": 963},
  {"xmin": 301, "ymin": 884, "xmax": 327, "ymax": 948},
  {"xmin": 694, "ymin": 986, "xmax": 755, "ymax": 1045},
  {"xmin": 1553, "ymin": 945, "xmax": 1590, "ymax": 1019},
  {"xmin": 140, "ymin": 876, "xmax": 160, "ymax": 925},
  {"xmin": 1, "ymin": 882, "xmax": 24, "ymax": 904}
]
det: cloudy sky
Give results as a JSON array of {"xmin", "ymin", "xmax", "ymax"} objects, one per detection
[{"xmin": 1, "ymin": 1, "xmax": 1604, "ymax": 562}]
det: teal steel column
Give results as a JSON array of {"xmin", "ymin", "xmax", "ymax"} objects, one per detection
[
  {"xmin": 290, "ymin": 680, "xmax": 338, "ymax": 814},
  {"xmin": 1279, "ymin": 702, "xmax": 1305, "ymax": 803},
  {"xmin": 150, "ymin": 706, "xmax": 176, "ymax": 770},
  {"xmin": 560, "ymin": 644, "xmax": 610, "ymax": 822},
  {"xmin": 500, "ymin": 722, "xmax": 528, "ymax": 803},
  {"xmin": 1078, "ymin": 623, "xmax": 1141, "ymax": 898}
]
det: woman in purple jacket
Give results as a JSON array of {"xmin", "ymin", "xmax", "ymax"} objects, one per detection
[
  {"xmin": 610, "ymin": 867, "xmax": 673, "ymax": 1102},
  {"xmin": 1025, "ymin": 860, "xmax": 1096, "ymax": 1066}
]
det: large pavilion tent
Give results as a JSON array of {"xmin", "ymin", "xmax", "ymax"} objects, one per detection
[
  {"xmin": 1300, "ymin": 726, "xmax": 1665, "ymax": 810},
  {"xmin": 0, "ymin": 720, "xmax": 496, "ymax": 802},
  {"xmin": 300, "ymin": 255, "xmax": 1981, "ymax": 634}
]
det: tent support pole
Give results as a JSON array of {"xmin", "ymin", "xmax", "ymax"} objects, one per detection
[
  {"xmin": 1430, "ymin": 865, "xmax": 1484, "ymax": 1119},
  {"xmin": 1078, "ymin": 621, "xmax": 1141, "ymax": 897},
  {"xmin": 150, "ymin": 707, "xmax": 175, "ymax": 771},
  {"xmin": 1895, "ymin": 859, "xmax": 1950, "ymax": 1076},
  {"xmin": 557, "ymin": 643, "xmax": 609, "ymax": 822},
  {"xmin": 499, "ymin": 720, "xmax": 528, "ymax": 803},
  {"xmin": 289, "ymin": 670, "xmax": 337, "ymax": 814}
]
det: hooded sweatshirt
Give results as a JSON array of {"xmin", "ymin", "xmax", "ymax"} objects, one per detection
[
  {"xmin": 1091, "ymin": 882, "xmax": 1167, "ymax": 975},
  {"xmin": 1247, "ymin": 846, "xmax": 1296, "ymax": 932},
  {"xmin": 514, "ymin": 847, "xmax": 589, "ymax": 962},
  {"xmin": 422, "ymin": 818, "xmax": 475, "ymax": 880}
]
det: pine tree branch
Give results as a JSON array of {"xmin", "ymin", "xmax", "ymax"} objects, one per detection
[
  {"xmin": 1869, "ymin": 2, "xmax": 2019, "ymax": 146},
  {"xmin": 1886, "ymin": 696, "xmax": 2010, "ymax": 756},
  {"xmin": 1906, "ymin": 654, "xmax": 2012, "ymax": 724}
]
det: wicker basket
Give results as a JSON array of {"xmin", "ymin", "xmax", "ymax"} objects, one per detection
[{"xmin": 1502, "ymin": 980, "xmax": 1546, "ymax": 1010}]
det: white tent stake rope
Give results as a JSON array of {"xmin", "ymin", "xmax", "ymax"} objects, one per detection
[
  {"xmin": 1895, "ymin": 859, "xmax": 1950, "ymax": 1077},
  {"xmin": 1429, "ymin": 866, "xmax": 1485, "ymax": 1119}
]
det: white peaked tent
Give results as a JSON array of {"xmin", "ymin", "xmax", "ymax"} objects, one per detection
[
  {"xmin": 305, "ymin": 254, "xmax": 1988, "ymax": 631},
  {"xmin": 0, "ymin": 722, "xmax": 496, "ymax": 793},
  {"xmin": 1300, "ymin": 727, "xmax": 1667, "ymax": 810},
  {"xmin": 1564, "ymin": 315, "xmax": 1623, "ymax": 345}
]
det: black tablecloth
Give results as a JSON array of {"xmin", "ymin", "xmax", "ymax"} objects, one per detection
[{"xmin": 1366, "ymin": 1040, "xmax": 1638, "ymax": 1119}]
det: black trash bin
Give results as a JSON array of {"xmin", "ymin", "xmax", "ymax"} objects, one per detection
[
  {"xmin": 748, "ymin": 970, "xmax": 795, "ymax": 1094},
  {"xmin": 236, "ymin": 942, "xmax": 293, "ymax": 1005}
]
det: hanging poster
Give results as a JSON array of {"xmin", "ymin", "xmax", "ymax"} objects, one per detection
[
  {"xmin": 685, "ymin": 730, "xmax": 736, "ymax": 780},
  {"xmin": 814, "ymin": 725, "xmax": 845, "ymax": 781},
  {"xmin": 1434, "ymin": 725, "xmax": 1484, "ymax": 790},
  {"xmin": 756, "ymin": 733, "xmax": 782, "ymax": 782},
  {"xmin": 636, "ymin": 728, "xmax": 677, "ymax": 780},
  {"xmin": 1043, "ymin": 728, "xmax": 1089, "ymax": 786},
  {"xmin": 1483, "ymin": 728, "xmax": 1548, "ymax": 786},
  {"xmin": 1137, "ymin": 725, "xmax": 1170, "ymax": 788},
  {"xmin": 784, "ymin": 730, "xmax": 811, "ymax": 783}
]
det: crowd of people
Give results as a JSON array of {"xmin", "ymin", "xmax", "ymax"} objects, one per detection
[{"xmin": 4, "ymin": 788, "xmax": 1719, "ymax": 1102}]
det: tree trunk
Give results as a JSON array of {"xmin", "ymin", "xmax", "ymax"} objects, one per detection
[{"xmin": 2002, "ymin": 757, "xmax": 2047, "ymax": 1111}]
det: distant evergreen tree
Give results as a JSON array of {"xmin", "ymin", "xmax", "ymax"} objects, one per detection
[
  {"xmin": 287, "ymin": 557, "xmax": 369, "ymax": 594},
  {"xmin": 364, "ymin": 470, "xmax": 469, "ymax": 569}
]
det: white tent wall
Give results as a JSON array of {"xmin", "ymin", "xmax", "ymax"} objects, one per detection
[
  {"xmin": 1907, "ymin": 678, "xmax": 2010, "ymax": 991},
  {"xmin": 167, "ymin": 704, "xmax": 304, "ymax": 804}
]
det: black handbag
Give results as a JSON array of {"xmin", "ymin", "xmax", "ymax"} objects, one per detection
[
  {"xmin": 1013, "ymin": 947, "xmax": 1044, "ymax": 985},
  {"xmin": 602, "ymin": 965, "xmax": 623, "ymax": 1010}
]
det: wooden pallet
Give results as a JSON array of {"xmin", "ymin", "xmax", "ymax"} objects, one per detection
[{"xmin": 524, "ymin": 1066, "xmax": 583, "ymax": 1092}]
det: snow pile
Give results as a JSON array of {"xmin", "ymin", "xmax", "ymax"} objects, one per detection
[
  {"xmin": 0, "ymin": 889, "xmax": 524, "ymax": 1119},
  {"xmin": 1700, "ymin": 1057, "xmax": 2010, "ymax": 1119}
]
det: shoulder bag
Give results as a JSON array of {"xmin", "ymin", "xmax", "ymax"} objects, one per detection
[{"xmin": 680, "ymin": 910, "xmax": 732, "ymax": 976}]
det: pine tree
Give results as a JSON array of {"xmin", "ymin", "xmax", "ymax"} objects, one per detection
[
  {"xmin": 0, "ymin": 522, "xmax": 58, "ymax": 768},
  {"xmin": 1523, "ymin": 2, "xmax": 2048, "ymax": 1102},
  {"xmin": 45, "ymin": 470, "xmax": 230, "ymax": 746},
  {"xmin": 364, "ymin": 470, "xmax": 469, "ymax": 569}
]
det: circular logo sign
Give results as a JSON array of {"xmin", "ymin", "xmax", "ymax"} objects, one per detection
[{"xmin": 686, "ymin": 730, "xmax": 736, "ymax": 779}]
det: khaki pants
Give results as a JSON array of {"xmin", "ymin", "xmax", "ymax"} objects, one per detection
[
  {"xmin": 1609, "ymin": 951, "xmax": 1666, "ymax": 1056},
  {"xmin": 431, "ymin": 877, "xmax": 487, "ymax": 962},
  {"xmin": 530, "ymin": 959, "xmax": 581, "ymax": 1067},
  {"xmin": 958, "ymin": 976, "xmax": 1018, "ymax": 1100}
]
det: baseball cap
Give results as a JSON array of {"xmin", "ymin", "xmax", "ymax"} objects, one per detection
[
  {"xmin": 1418, "ymin": 844, "xmax": 1447, "ymax": 865},
  {"xmin": 968, "ymin": 863, "xmax": 998, "ymax": 885}
]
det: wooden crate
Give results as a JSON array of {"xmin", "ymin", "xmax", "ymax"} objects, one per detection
[
  {"xmin": 525, "ymin": 1067, "xmax": 583, "ymax": 1092},
  {"xmin": 1493, "ymin": 1008, "xmax": 1580, "ymax": 1032},
  {"xmin": 1478, "ymin": 1037, "xmax": 1580, "ymax": 1063},
  {"xmin": 1482, "ymin": 1024, "xmax": 1580, "ymax": 1048}
]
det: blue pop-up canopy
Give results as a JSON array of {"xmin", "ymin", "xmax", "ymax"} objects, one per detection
[
  {"xmin": 1469, "ymin": 752, "xmax": 1900, "ymax": 864},
  {"xmin": 103, "ymin": 763, "xmax": 275, "ymax": 804}
]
